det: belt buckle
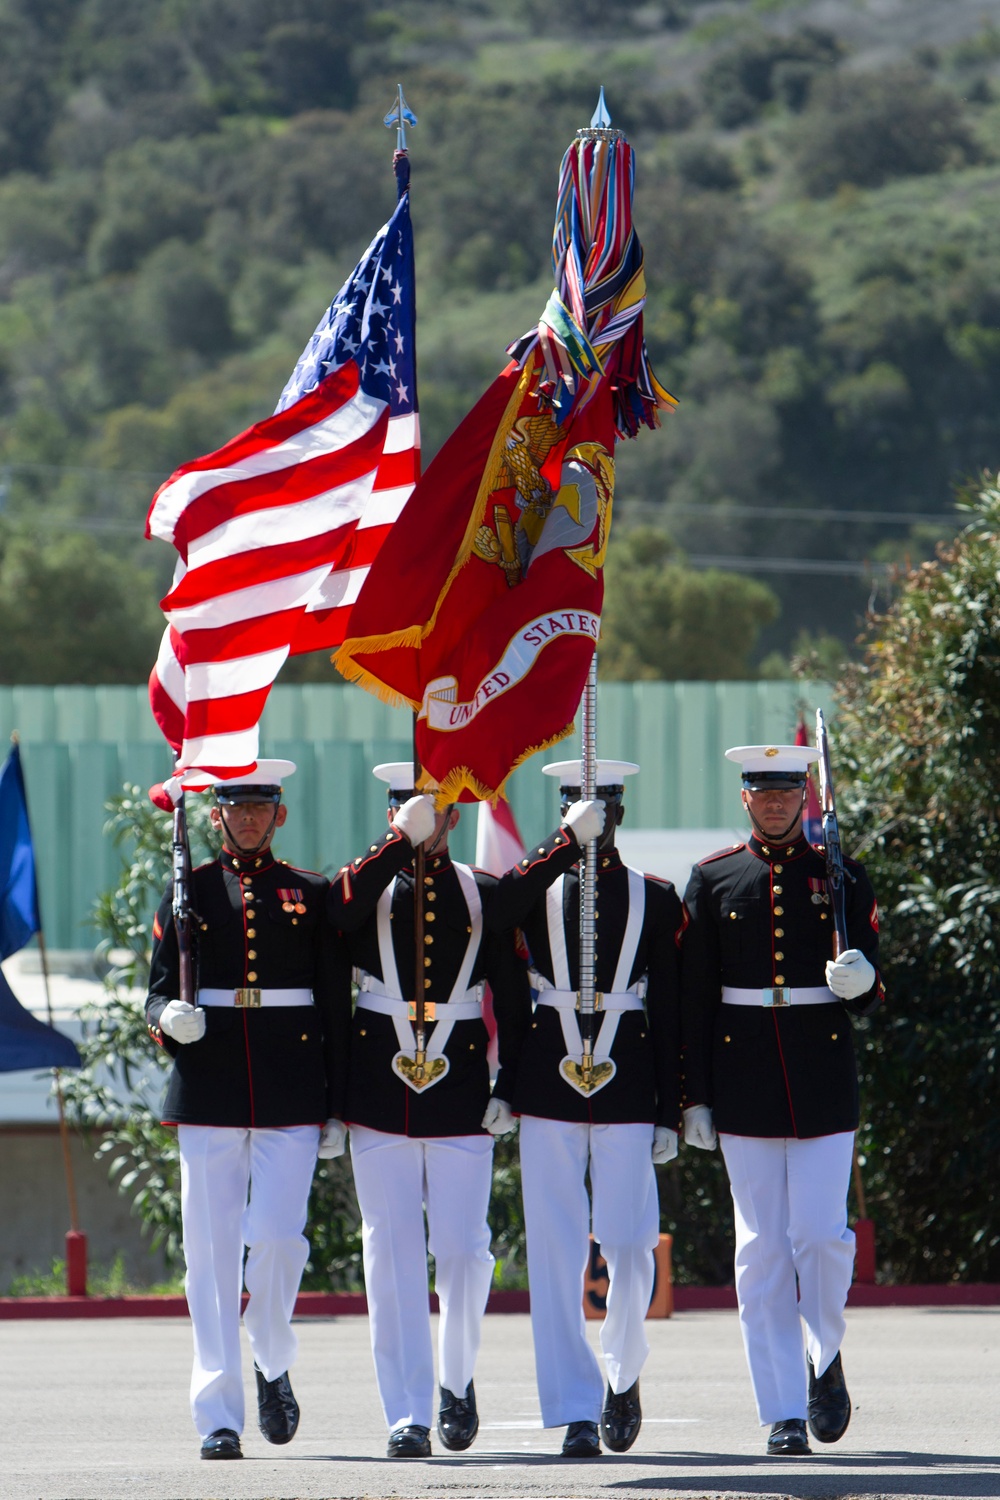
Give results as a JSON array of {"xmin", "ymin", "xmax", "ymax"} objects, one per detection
[
  {"xmin": 575, "ymin": 992, "xmax": 603, "ymax": 1011},
  {"xmin": 763, "ymin": 986, "xmax": 791, "ymax": 1008},
  {"xmin": 408, "ymin": 1001, "xmax": 436, "ymax": 1021},
  {"xmin": 235, "ymin": 987, "xmax": 262, "ymax": 1008}
]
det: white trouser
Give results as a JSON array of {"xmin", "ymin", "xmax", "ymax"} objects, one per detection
[
  {"xmin": 349, "ymin": 1125, "xmax": 495, "ymax": 1432},
  {"xmin": 178, "ymin": 1123, "xmax": 319, "ymax": 1438},
  {"xmin": 519, "ymin": 1116, "xmax": 659, "ymax": 1428},
  {"xmin": 719, "ymin": 1131, "xmax": 856, "ymax": 1426}
]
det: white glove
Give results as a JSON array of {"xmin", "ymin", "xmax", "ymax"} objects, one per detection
[
  {"xmin": 481, "ymin": 1097, "xmax": 517, "ymax": 1136},
  {"xmin": 159, "ymin": 999, "xmax": 206, "ymax": 1044},
  {"xmin": 393, "ymin": 794, "xmax": 437, "ymax": 847},
  {"xmin": 683, "ymin": 1105, "xmax": 717, "ymax": 1151},
  {"xmin": 652, "ymin": 1126, "xmax": 678, "ymax": 1164},
  {"xmin": 317, "ymin": 1118, "xmax": 347, "ymax": 1159},
  {"xmin": 562, "ymin": 799, "xmax": 606, "ymax": 845},
  {"xmin": 825, "ymin": 949, "xmax": 876, "ymax": 1000}
]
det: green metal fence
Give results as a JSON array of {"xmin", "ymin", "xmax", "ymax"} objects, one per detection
[{"xmin": 0, "ymin": 680, "xmax": 833, "ymax": 950}]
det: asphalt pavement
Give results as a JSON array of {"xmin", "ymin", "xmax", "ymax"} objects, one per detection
[{"xmin": 2, "ymin": 1305, "xmax": 998, "ymax": 1500}]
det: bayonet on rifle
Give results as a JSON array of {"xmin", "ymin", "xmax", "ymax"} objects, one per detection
[{"xmin": 815, "ymin": 708, "xmax": 850, "ymax": 958}]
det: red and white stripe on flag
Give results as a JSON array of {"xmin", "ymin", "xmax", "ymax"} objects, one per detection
[{"xmin": 148, "ymin": 372, "xmax": 418, "ymax": 774}]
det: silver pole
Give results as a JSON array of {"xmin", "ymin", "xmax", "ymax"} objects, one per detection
[{"xmin": 578, "ymin": 653, "xmax": 598, "ymax": 1078}]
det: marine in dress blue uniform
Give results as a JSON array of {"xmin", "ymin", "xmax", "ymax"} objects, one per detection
[
  {"xmin": 486, "ymin": 759, "xmax": 685, "ymax": 1458},
  {"xmin": 328, "ymin": 763, "xmax": 529, "ymax": 1459},
  {"xmin": 146, "ymin": 761, "xmax": 352, "ymax": 1460},
  {"xmin": 680, "ymin": 745, "xmax": 883, "ymax": 1456}
]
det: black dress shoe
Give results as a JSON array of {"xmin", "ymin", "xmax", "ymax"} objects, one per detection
[
  {"xmin": 808, "ymin": 1350, "xmax": 851, "ymax": 1443},
  {"xmin": 387, "ymin": 1423, "xmax": 432, "ymax": 1458},
  {"xmin": 562, "ymin": 1419, "xmax": 601, "ymax": 1457},
  {"xmin": 437, "ymin": 1380, "xmax": 479, "ymax": 1451},
  {"xmin": 766, "ymin": 1418, "xmax": 812, "ymax": 1456},
  {"xmin": 600, "ymin": 1379, "xmax": 642, "ymax": 1452},
  {"xmin": 254, "ymin": 1363, "xmax": 300, "ymax": 1444},
  {"xmin": 200, "ymin": 1428, "xmax": 243, "ymax": 1460}
]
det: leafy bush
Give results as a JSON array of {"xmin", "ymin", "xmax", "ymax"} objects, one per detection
[
  {"xmin": 600, "ymin": 526, "xmax": 780, "ymax": 680},
  {"xmin": 833, "ymin": 476, "xmax": 1000, "ymax": 1280},
  {"xmin": 794, "ymin": 66, "xmax": 979, "ymax": 197},
  {"xmin": 700, "ymin": 25, "xmax": 843, "ymax": 128}
]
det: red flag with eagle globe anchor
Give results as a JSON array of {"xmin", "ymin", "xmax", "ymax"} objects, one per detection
[{"xmin": 337, "ymin": 124, "xmax": 674, "ymax": 803}]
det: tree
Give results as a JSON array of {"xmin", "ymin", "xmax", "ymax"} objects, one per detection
[
  {"xmin": 794, "ymin": 66, "xmax": 978, "ymax": 198},
  {"xmin": 599, "ymin": 527, "xmax": 780, "ymax": 680},
  {"xmin": 0, "ymin": 527, "xmax": 165, "ymax": 683},
  {"xmin": 833, "ymin": 476, "xmax": 1000, "ymax": 1280}
]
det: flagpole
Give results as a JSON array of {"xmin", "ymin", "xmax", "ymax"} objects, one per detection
[
  {"xmin": 577, "ymin": 654, "xmax": 598, "ymax": 1084},
  {"xmin": 573, "ymin": 94, "xmax": 618, "ymax": 1089},
  {"xmin": 382, "ymin": 84, "xmax": 430, "ymax": 1082},
  {"xmin": 12, "ymin": 734, "xmax": 86, "ymax": 1297}
]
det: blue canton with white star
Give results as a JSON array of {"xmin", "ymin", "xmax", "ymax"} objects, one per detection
[{"xmin": 276, "ymin": 186, "xmax": 416, "ymax": 420}]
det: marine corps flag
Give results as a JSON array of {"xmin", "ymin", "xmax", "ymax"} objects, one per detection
[{"xmin": 337, "ymin": 104, "xmax": 674, "ymax": 802}]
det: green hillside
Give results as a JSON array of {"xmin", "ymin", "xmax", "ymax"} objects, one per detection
[{"xmin": 2, "ymin": 0, "xmax": 999, "ymax": 681}]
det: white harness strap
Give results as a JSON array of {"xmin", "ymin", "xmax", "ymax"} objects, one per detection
[
  {"xmin": 545, "ymin": 876, "xmax": 572, "ymax": 989},
  {"xmin": 539, "ymin": 867, "xmax": 647, "ymax": 1063},
  {"xmin": 370, "ymin": 867, "xmax": 484, "ymax": 1061}
]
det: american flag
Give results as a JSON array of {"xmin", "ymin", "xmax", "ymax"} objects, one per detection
[{"xmin": 147, "ymin": 152, "xmax": 419, "ymax": 781}]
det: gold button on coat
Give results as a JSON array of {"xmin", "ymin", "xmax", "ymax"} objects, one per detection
[{"xmin": 247, "ymin": 971, "xmax": 257, "ymax": 982}]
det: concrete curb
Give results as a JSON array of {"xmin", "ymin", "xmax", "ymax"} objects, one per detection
[{"xmin": 1, "ymin": 1282, "xmax": 998, "ymax": 1318}]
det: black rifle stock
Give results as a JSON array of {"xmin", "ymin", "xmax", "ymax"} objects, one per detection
[{"xmin": 815, "ymin": 708, "xmax": 849, "ymax": 958}]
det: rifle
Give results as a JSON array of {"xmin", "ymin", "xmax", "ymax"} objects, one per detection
[
  {"xmin": 171, "ymin": 788, "xmax": 195, "ymax": 1009},
  {"xmin": 815, "ymin": 708, "xmax": 850, "ymax": 958}
]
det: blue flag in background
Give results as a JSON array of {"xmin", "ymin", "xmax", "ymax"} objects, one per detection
[
  {"xmin": 0, "ymin": 743, "xmax": 80, "ymax": 1072},
  {"xmin": 0, "ymin": 743, "xmax": 40, "ymax": 960}
]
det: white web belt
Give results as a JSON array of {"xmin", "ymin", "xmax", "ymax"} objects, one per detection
[
  {"xmin": 722, "ymin": 985, "xmax": 836, "ymax": 1008},
  {"xmin": 199, "ymin": 987, "xmax": 313, "ymax": 1008}
]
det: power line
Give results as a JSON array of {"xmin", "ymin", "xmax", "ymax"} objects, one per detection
[
  {"xmin": 687, "ymin": 554, "xmax": 890, "ymax": 577},
  {"xmin": 628, "ymin": 501, "xmax": 960, "ymax": 527}
]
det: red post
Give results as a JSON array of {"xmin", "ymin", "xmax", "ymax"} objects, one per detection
[
  {"xmin": 853, "ymin": 1217, "xmax": 876, "ymax": 1284},
  {"xmin": 66, "ymin": 1231, "xmax": 88, "ymax": 1297}
]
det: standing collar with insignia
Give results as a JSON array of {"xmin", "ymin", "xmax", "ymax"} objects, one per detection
[
  {"xmin": 747, "ymin": 833, "xmax": 811, "ymax": 863},
  {"xmin": 219, "ymin": 849, "xmax": 278, "ymax": 873},
  {"xmin": 574, "ymin": 846, "xmax": 623, "ymax": 873}
]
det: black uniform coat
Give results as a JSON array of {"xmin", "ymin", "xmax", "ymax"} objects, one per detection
[
  {"xmin": 486, "ymin": 828, "xmax": 685, "ymax": 1129},
  {"xmin": 329, "ymin": 827, "xmax": 530, "ymax": 1138},
  {"xmin": 680, "ymin": 832, "xmax": 883, "ymax": 1139},
  {"xmin": 146, "ymin": 848, "xmax": 352, "ymax": 1129}
]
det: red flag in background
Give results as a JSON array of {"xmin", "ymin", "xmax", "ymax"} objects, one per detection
[
  {"xmin": 475, "ymin": 797, "xmax": 528, "ymax": 1075},
  {"xmin": 475, "ymin": 795, "xmax": 527, "ymax": 878},
  {"xmin": 796, "ymin": 715, "xmax": 824, "ymax": 845},
  {"xmin": 336, "ymin": 127, "xmax": 674, "ymax": 803}
]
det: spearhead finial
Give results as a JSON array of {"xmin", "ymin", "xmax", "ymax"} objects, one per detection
[
  {"xmin": 591, "ymin": 87, "xmax": 611, "ymax": 129},
  {"xmin": 384, "ymin": 83, "xmax": 418, "ymax": 152},
  {"xmin": 577, "ymin": 85, "xmax": 624, "ymax": 143}
]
